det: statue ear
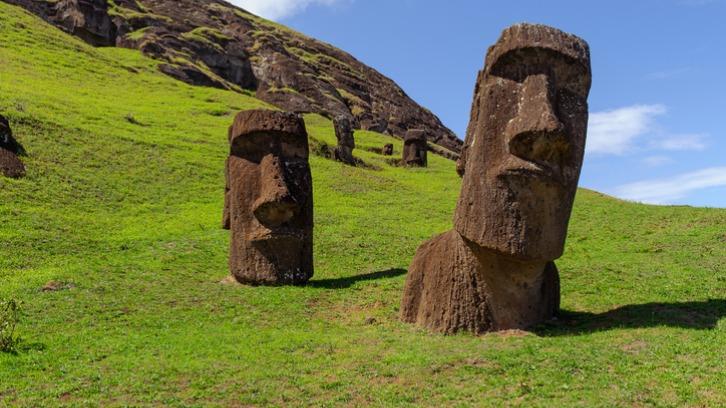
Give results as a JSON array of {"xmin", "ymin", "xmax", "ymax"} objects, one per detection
[
  {"xmin": 456, "ymin": 69, "xmax": 486, "ymax": 178},
  {"xmin": 222, "ymin": 195, "xmax": 231, "ymax": 230},
  {"xmin": 456, "ymin": 145, "xmax": 467, "ymax": 177},
  {"xmin": 222, "ymin": 159, "xmax": 231, "ymax": 230}
]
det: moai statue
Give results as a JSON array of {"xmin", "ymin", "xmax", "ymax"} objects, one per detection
[
  {"xmin": 402, "ymin": 129, "xmax": 427, "ymax": 167},
  {"xmin": 401, "ymin": 24, "xmax": 591, "ymax": 334},
  {"xmin": 222, "ymin": 109, "xmax": 314, "ymax": 285},
  {"xmin": 382, "ymin": 143, "xmax": 394, "ymax": 156},
  {"xmin": 333, "ymin": 115, "xmax": 356, "ymax": 165},
  {"xmin": 0, "ymin": 114, "xmax": 25, "ymax": 178}
]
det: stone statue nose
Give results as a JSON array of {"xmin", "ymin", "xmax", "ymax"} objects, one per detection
[
  {"xmin": 506, "ymin": 74, "xmax": 569, "ymax": 163},
  {"xmin": 516, "ymin": 74, "xmax": 563, "ymax": 134},
  {"xmin": 253, "ymin": 154, "xmax": 299, "ymax": 227}
]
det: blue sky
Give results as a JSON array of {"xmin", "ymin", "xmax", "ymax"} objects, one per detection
[{"xmin": 231, "ymin": 0, "xmax": 726, "ymax": 207}]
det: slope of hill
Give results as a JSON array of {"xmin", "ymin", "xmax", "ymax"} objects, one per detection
[
  {"xmin": 1, "ymin": 3, "xmax": 725, "ymax": 406},
  {"xmin": 5, "ymin": 0, "xmax": 462, "ymax": 152}
]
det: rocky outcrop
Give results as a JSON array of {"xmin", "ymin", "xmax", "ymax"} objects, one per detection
[
  {"xmin": 4, "ymin": 0, "xmax": 117, "ymax": 46},
  {"xmin": 6, "ymin": 0, "xmax": 461, "ymax": 151}
]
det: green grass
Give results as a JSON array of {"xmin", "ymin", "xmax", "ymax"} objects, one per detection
[{"xmin": 1, "ymin": 3, "xmax": 725, "ymax": 406}]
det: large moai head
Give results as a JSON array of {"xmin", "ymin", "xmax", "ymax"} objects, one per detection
[
  {"xmin": 333, "ymin": 115, "xmax": 355, "ymax": 165},
  {"xmin": 0, "ymin": 114, "xmax": 25, "ymax": 179},
  {"xmin": 454, "ymin": 24, "xmax": 591, "ymax": 262},
  {"xmin": 225, "ymin": 109, "xmax": 313, "ymax": 285},
  {"xmin": 403, "ymin": 129, "xmax": 428, "ymax": 167}
]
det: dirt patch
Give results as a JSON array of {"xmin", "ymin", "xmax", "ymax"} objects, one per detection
[
  {"xmin": 431, "ymin": 357, "xmax": 497, "ymax": 374},
  {"xmin": 41, "ymin": 281, "xmax": 75, "ymax": 292},
  {"xmin": 219, "ymin": 275, "xmax": 242, "ymax": 286},
  {"xmin": 491, "ymin": 329, "xmax": 534, "ymax": 338},
  {"xmin": 621, "ymin": 340, "xmax": 648, "ymax": 354}
]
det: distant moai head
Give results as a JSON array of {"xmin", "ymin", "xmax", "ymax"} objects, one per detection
[
  {"xmin": 0, "ymin": 114, "xmax": 22, "ymax": 154},
  {"xmin": 454, "ymin": 24, "xmax": 591, "ymax": 261},
  {"xmin": 333, "ymin": 115, "xmax": 355, "ymax": 165},
  {"xmin": 333, "ymin": 115, "xmax": 355, "ymax": 149},
  {"xmin": 403, "ymin": 129, "xmax": 428, "ymax": 167},
  {"xmin": 224, "ymin": 109, "xmax": 313, "ymax": 285},
  {"xmin": 0, "ymin": 114, "xmax": 25, "ymax": 178},
  {"xmin": 0, "ymin": 115, "xmax": 11, "ymax": 147},
  {"xmin": 383, "ymin": 143, "xmax": 394, "ymax": 156}
]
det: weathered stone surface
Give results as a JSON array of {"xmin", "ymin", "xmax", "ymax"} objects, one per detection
[
  {"xmin": 382, "ymin": 143, "xmax": 393, "ymax": 156},
  {"xmin": 7, "ymin": 0, "xmax": 462, "ymax": 152},
  {"xmin": 0, "ymin": 115, "xmax": 25, "ymax": 178},
  {"xmin": 403, "ymin": 129, "xmax": 427, "ymax": 167},
  {"xmin": 333, "ymin": 115, "xmax": 355, "ymax": 165},
  {"xmin": 401, "ymin": 23, "xmax": 591, "ymax": 334},
  {"xmin": 222, "ymin": 109, "xmax": 314, "ymax": 285}
]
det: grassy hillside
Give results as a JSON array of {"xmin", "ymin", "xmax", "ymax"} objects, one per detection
[{"xmin": 1, "ymin": 3, "xmax": 724, "ymax": 406}]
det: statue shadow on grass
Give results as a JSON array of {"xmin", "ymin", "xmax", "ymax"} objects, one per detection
[
  {"xmin": 309, "ymin": 268, "xmax": 406, "ymax": 289},
  {"xmin": 534, "ymin": 299, "xmax": 726, "ymax": 336}
]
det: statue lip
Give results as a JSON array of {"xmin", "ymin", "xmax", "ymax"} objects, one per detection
[
  {"xmin": 250, "ymin": 228, "xmax": 306, "ymax": 243},
  {"xmin": 501, "ymin": 158, "xmax": 565, "ymax": 185}
]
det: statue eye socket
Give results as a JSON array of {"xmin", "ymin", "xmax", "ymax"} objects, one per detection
[
  {"xmin": 489, "ymin": 48, "xmax": 590, "ymax": 98},
  {"xmin": 490, "ymin": 61, "xmax": 544, "ymax": 83},
  {"xmin": 280, "ymin": 135, "xmax": 309, "ymax": 159},
  {"xmin": 230, "ymin": 132, "xmax": 308, "ymax": 162},
  {"xmin": 230, "ymin": 133, "xmax": 277, "ymax": 163}
]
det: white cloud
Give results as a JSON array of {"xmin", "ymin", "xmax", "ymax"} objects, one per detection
[
  {"xmin": 614, "ymin": 167, "xmax": 726, "ymax": 204},
  {"xmin": 228, "ymin": 0, "xmax": 342, "ymax": 20},
  {"xmin": 653, "ymin": 133, "xmax": 708, "ymax": 151},
  {"xmin": 587, "ymin": 105, "xmax": 666, "ymax": 155},
  {"xmin": 587, "ymin": 105, "xmax": 710, "ymax": 156},
  {"xmin": 642, "ymin": 155, "xmax": 674, "ymax": 167},
  {"xmin": 677, "ymin": 0, "xmax": 718, "ymax": 6},
  {"xmin": 645, "ymin": 67, "xmax": 690, "ymax": 80}
]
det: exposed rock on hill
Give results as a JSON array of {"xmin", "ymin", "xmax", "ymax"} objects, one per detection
[{"xmin": 6, "ymin": 0, "xmax": 461, "ymax": 151}]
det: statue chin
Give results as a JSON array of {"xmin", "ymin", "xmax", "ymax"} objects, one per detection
[{"xmin": 497, "ymin": 175, "xmax": 571, "ymax": 261}]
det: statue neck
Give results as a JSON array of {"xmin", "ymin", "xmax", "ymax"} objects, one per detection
[{"xmin": 463, "ymin": 237, "xmax": 558, "ymax": 330}]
